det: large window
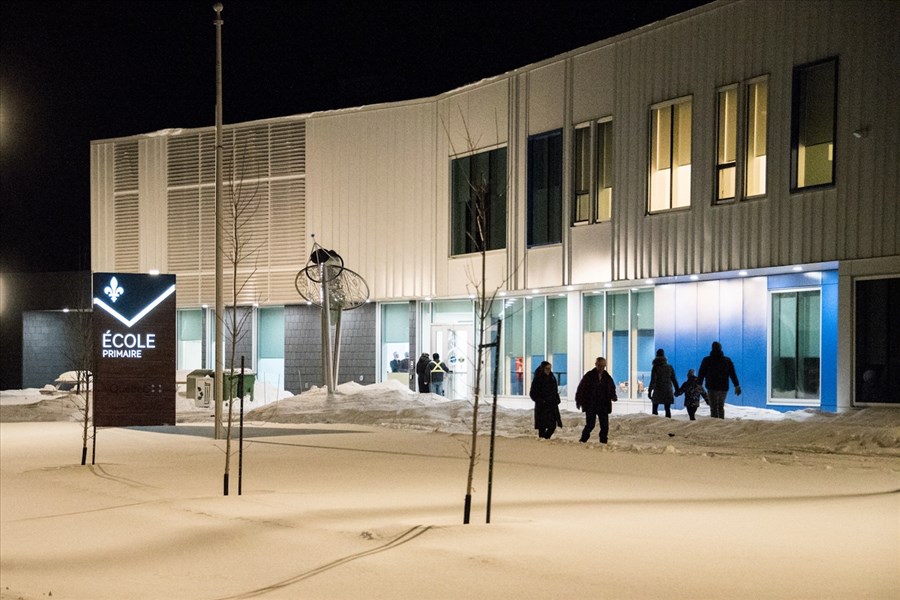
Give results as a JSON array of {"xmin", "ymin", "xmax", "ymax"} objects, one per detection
[
  {"xmin": 527, "ymin": 130, "xmax": 562, "ymax": 246},
  {"xmin": 573, "ymin": 119, "xmax": 613, "ymax": 224},
  {"xmin": 451, "ymin": 147, "xmax": 507, "ymax": 255},
  {"xmin": 771, "ymin": 290, "xmax": 821, "ymax": 401},
  {"xmin": 649, "ymin": 98, "xmax": 692, "ymax": 212},
  {"xmin": 715, "ymin": 78, "xmax": 768, "ymax": 203},
  {"xmin": 791, "ymin": 58, "xmax": 837, "ymax": 191}
]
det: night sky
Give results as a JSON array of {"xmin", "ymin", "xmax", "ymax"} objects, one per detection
[{"xmin": 0, "ymin": 0, "xmax": 708, "ymax": 274}]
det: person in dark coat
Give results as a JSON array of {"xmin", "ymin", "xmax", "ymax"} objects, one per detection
[
  {"xmin": 647, "ymin": 348, "xmax": 679, "ymax": 418},
  {"xmin": 676, "ymin": 368, "xmax": 708, "ymax": 421},
  {"xmin": 529, "ymin": 361, "xmax": 562, "ymax": 439},
  {"xmin": 575, "ymin": 356, "xmax": 618, "ymax": 443},
  {"xmin": 697, "ymin": 341, "xmax": 741, "ymax": 419},
  {"xmin": 415, "ymin": 352, "xmax": 432, "ymax": 393}
]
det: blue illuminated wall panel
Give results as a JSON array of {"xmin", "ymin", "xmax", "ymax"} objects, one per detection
[{"xmin": 654, "ymin": 271, "xmax": 838, "ymax": 413}]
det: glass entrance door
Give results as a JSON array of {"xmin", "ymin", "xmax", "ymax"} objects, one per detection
[{"xmin": 431, "ymin": 325, "xmax": 473, "ymax": 400}]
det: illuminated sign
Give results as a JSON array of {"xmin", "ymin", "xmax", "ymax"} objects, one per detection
[{"xmin": 92, "ymin": 273, "xmax": 176, "ymax": 427}]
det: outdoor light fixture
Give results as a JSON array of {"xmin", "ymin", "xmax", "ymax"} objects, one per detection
[
  {"xmin": 149, "ymin": 269, "xmax": 160, "ymax": 275},
  {"xmin": 739, "ymin": 270, "xmax": 748, "ymax": 276},
  {"xmin": 690, "ymin": 275, "xmax": 699, "ymax": 281},
  {"xmin": 793, "ymin": 266, "xmax": 803, "ymax": 272}
]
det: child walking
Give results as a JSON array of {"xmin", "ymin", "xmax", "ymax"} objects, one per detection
[{"xmin": 677, "ymin": 368, "xmax": 708, "ymax": 421}]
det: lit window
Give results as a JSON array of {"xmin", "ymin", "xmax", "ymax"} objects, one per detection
[
  {"xmin": 716, "ymin": 86, "xmax": 737, "ymax": 201},
  {"xmin": 649, "ymin": 98, "xmax": 692, "ymax": 212},
  {"xmin": 745, "ymin": 78, "xmax": 767, "ymax": 197},
  {"xmin": 791, "ymin": 58, "xmax": 837, "ymax": 190},
  {"xmin": 573, "ymin": 118, "xmax": 613, "ymax": 224},
  {"xmin": 573, "ymin": 126, "xmax": 591, "ymax": 223},
  {"xmin": 596, "ymin": 120, "xmax": 613, "ymax": 222}
]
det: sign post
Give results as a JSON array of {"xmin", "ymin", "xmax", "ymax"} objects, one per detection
[{"xmin": 92, "ymin": 273, "xmax": 176, "ymax": 427}]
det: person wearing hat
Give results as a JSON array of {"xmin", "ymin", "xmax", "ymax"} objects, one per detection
[
  {"xmin": 647, "ymin": 348, "xmax": 679, "ymax": 418},
  {"xmin": 415, "ymin": 352, "xmax": 432, "ymax": 393}
]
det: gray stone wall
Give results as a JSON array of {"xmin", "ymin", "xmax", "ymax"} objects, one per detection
[
  {"xmin": 285, "ymin": 303, "xmax": 376, "ymax": 394},
  {"xmin": 224, "ymin": 306, "xmax": 254, "ymax": 371},
  {"xmin": 22, "ymin": 311, "xmax": 83, "ymax": 388}
]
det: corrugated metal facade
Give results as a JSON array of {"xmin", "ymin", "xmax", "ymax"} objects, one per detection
[{"xmin": 91, "ymin": 0, "xmax": 898, "ymax": 303}]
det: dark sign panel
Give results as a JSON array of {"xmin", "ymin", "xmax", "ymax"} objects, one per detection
[{"xmin": 92, "ymin": 273, "xmax": 176, "ymax": 427}]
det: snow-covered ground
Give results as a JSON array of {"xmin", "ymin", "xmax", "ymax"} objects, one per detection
[{"xmin": 1, "ymin": 381, "xmax": 898, "ymax": 599}]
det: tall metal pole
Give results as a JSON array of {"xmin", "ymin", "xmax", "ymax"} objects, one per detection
[
  {"xmin": 485, "ymin": 318, "xmax": 501, "ymax": 524},
  {"xmin": 213, "ymin": 2, "xmax": 225, "ymax": 440}
]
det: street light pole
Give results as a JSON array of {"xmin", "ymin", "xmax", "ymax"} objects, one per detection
[{"xmin": 213, "ymin": 2, "xmax": 225, "ymax": 440}]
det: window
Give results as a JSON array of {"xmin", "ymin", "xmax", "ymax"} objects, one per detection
[
  {"xmin": 176, "ymin": 309, "xmax": 203, "ymax": 370},
  {"xmin": 791, "ymin": 58, "xmax": 837, "ymax": 190},
  {"xmin": 257, "ymin": 306, "xmax": 285, "ymax": 390},
  {"xmin": 771, "ymin": 290, "xmax": 821, "ymax": 401},
  {"xmin": 451, "ymin": 147, "xmax": 507, "ymax": 256},
  {"xmin": 528, "ymin": 130, "xmax": 562, "ymax": 246},
  {"xmin": 573, "ymin": 119, "xmax": 613, "ymax": 224},
  {"xmin": 716, "ymin": 77, "xmax": 768, "ymax": 203},
  {"xmin": 381, "ymin": 303, "xmax": 410, "ymax": 381},
  {"xmin": 716, "ymin": 86, "xmax": 738, "ymax": 201},
  {"xmin": 649, "ymin": 98, "xmax": 692, "ymax": 212},
  {"xmin": 745, "ymin": 78, "xmax": 768, "ymax": 197}
]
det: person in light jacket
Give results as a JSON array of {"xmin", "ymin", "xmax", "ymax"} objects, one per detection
[
  {"xmin": 529, "ymin": 361, "xmax": 562, "ymax": 439},
  {"xmin": 647, "ymin": 348, "xmax": 679, "ymax": 418}
]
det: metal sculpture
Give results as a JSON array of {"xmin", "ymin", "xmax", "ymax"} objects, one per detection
[{"xmin": 295, "ymin": 237, "xmax": 370, "ymax": 393}]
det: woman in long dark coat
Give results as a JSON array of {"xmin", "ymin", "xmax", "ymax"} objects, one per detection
[
  {"xmin": 529, "ymin": 361, "xmax": 563, "ymax": 439},
  {"xmin": 648, "ymin": 348, "xmax": 679, "ymax": 418}
]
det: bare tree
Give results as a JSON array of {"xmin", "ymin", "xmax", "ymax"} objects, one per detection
[
  {"xmin": 219, "ymin": 146, "xmax": 265, "ymax": 495},
  {"xmin": 443, "ymin": 112, "xmax": 517, "ymax": 524},
  {"xmin": 60, "ymin": 280, "xmax": 94, "ymax": 465}
]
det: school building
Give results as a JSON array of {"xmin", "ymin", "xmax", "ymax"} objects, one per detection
[{"xmin": 88, "ymin": 0, "xmax": 899, "ymax": 413}]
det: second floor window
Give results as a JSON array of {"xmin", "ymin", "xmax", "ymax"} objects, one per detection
[
  {"xmin": 649, "ymin": 97, "xmax": 692, "ymax": 213},
  {"xmin": 573, "ymin": 119, "xmax": 613, "ymax": 224},
  {"xmin": 527, "ymin": 130, "xmax": 562, "ymax": 246},
  {"xmin": 791, "ymin": 57, "xmax": 837, "ymax": 191},
  {"xmin": 716, "ymin": 77, "xmax": 768, "ymax": 203},
  {"xmin": 451, "ymin": 147, "xmax": 507, "ymax": 256}
]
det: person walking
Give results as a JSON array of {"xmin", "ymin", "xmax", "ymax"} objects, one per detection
[
  {"xmin": 575, "ymin": 357, "xmax": 618, "ymax": 443},
  {"xmin": 529, "ymin": 361, "xmax": 562, "ymax": 439},
  {"xmin": 428, "ymin": 353, "xmax": 451, "ymax": 396},
  {"xmin": 415, "ymin": 352, "xmax": 432, "ymax": 393},
  {"xmin": 697, "ymin": 341, "xmax": 741, "ymax": 419},
  {"xmin": 647, "ymin": 348, "xmax": 679, "ymax": 418},
  {"xmin": 677, "ymin": 368, "xmax": 708, "ymax": 421}
]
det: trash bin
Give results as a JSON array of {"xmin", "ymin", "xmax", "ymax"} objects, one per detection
[
  {"xmin": 186, "ymin": 369, "xmax": 214, "ymax": 399},
  {"xmin": 186, "ymin": 368, "xmax": 255, "ymax": 403},
  {"xmin": 197, "ymin": 376, "xmax": 213, "ymax": 408}
]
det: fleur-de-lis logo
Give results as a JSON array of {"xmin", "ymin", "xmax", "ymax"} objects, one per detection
[{"xmin": 104, "ymin": 277, "xmax": 124, "ymax": 303}]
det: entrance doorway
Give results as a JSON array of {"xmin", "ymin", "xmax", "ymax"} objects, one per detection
[{"xmin": 430, "ymin": 325, "xmax": 473, "ymax": 400}]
